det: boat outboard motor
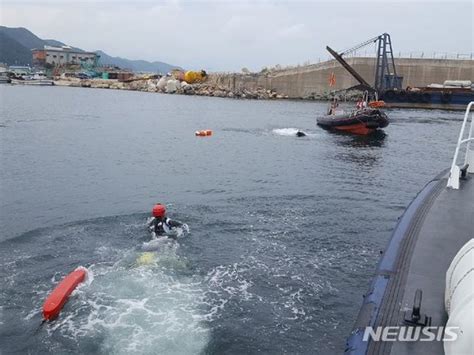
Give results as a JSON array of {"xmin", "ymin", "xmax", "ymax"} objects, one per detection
[{"xmin": 296, "ymin": 130, "xmax": 306, "ymax": 137}]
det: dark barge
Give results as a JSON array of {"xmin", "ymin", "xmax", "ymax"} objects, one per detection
[{"xmin": 380, "ymin": 87, "xmax": 474, "ymax": 111}]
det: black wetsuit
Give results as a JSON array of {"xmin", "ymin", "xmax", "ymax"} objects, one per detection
[{"xmin": 149, "ymin": 217, "xmax": 183, "ymax": 237}]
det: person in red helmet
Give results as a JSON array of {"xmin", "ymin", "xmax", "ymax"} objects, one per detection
[{"xmin": 147, "ymin": 203, "xmax": 187, "ymax": 239}]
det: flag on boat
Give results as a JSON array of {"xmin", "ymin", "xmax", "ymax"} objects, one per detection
[{"xmin": 329, "ymin": 72, "xmax": 336, "ymax": 87}]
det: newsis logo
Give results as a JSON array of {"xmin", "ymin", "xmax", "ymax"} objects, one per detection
[{"xmin": 363, "ymin": 326, "xmax": 459, "ymax": 342}]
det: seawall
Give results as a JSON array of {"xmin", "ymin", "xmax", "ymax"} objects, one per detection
[
  {"xmin": 53, "ymin": 57, "xmax": 474, "ymax": 105},
  {"xmin": 207, "ymin": 58, "xmax": 474, "ymax": 99}
]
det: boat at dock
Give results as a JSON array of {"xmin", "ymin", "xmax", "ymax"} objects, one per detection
[
  {"xmin": 317, "ymin": 108, "xmax": 389, "ymax": 135},
  {"xmin": 10, "ymin": 72, "xmax": 54, "ymax": 86},
  {"xmin": 345, "ymin": 103, "xmax": 474, "ymax": 354},
  {"xmin": 0, "ymin": 72, "xmax": 10, "ymax": 84},
  {"xmin": 381, "ymin": 81, "xmax": 474, "ymax": 111},
  {"xmin": 0, "ymin": 67, "xmax": 10, "ymax": 84}
]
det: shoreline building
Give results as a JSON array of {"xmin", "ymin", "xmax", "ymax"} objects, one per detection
[
  {"xmin": 8, "ymin": 65, "xmax": 32, "ymax": 76},
  {"xmin": 32, "ymin": 46, "xmax": 99, "ymax": 67}
]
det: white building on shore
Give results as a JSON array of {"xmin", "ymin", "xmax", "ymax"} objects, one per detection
[{"xmin": 32, "ymin": 46, "xmax": 99, "ymax": 67}]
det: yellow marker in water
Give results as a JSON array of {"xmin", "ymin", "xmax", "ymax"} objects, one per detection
[{"xmin": 136, "ymin": 252, "xmax": 156, "ymax": 266}]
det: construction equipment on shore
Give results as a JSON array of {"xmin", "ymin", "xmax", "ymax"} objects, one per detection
[
  {"xmin": 326, "ymin": 33, "xmax": 403, "ymax": 94},
  {"xmin": 326, "ymin": 34, "xmax": 474, "ymax": 110}
]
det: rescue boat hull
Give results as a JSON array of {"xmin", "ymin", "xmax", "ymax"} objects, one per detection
[{"xmin": 317, "ymin": 108, "xmax": 389, "ymax": 135}]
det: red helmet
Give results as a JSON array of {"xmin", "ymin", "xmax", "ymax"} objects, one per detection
[{"xmin": 152, "ymin": 204, "xmax": 166, "ymax": 217}]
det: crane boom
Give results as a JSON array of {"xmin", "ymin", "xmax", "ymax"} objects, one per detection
[
  {"xmin": 326, "ymin": 33, "xmax": 402, "ymax": 93},
  {"xmin": 339, "ymin": 35, "xmax": 381, "ymax": 56},
  {"xmin": 326, "ymin": 45, "xmax": 372, "ymax": 89}
]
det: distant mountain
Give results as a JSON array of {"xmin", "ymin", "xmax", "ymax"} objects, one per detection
[
  {"xmin": 0, "ymin": 26, "xmax": 180, "ymax": 73},
  {"xmin": 43, "ymin": 39, "xmax": 83, "ymax": 52},
  {"xmin": 0, "ymin": 26, "xmax": 46, "ymax": 65},
  {"xmin": 43, "ymin": 39, "xmax": 67, "ymax": 47},
  {"xmin": 95, "ymin": 50, "xmax": 180, "ymax": 74},
  {"xmin": 0, "ymin": 26, "xmax": 44, "ymax": 52},
  {"xmin": 0, "ymin": 31, "xmax": 32, "ymax": 65}
]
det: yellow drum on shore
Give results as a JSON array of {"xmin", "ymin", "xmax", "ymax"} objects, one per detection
[{"xmin": 184, "ymin": 70, "xmax": 207, "ymax": 84}]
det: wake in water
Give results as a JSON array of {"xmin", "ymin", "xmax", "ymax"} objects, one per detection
[
  {"xmin": 48, "ymin": 220, "xmax": 206, "ymax": 354},
  {"xmin": 142, "ymin": 223, "xmax": 190, "ymax": 252},
  {"xmin": 273, "ymin": 128, "xmax": 301, "ymax": 136},
  {"xmin": 0, "ymin": 215, "xmax": 209, "ymax": 355},
  {"xmin": 272, "ymin": 128, "xmax": 315, "ymax": 137},
  {"xmin": 46, "ymin": 258, "xmax": 210, "ymax": 355}
]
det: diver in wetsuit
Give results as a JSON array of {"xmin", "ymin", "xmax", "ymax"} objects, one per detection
[{"xmin": 147, "ymin": 203, "xmax": 187, "ymax": 239}]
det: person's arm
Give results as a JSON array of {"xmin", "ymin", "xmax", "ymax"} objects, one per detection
[
  {"xmin": 147, "ymin": 217, "xmax": 156, "ymax": 232},
  {"xmin": 166, "ymin": 218, "xmax": 183, "ymax": 228},
  {"xmin": 147, "ymin": 217, "xmax": 155, "ymax": 226}
]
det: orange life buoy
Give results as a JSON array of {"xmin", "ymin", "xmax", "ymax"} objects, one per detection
[
  {"xmin": 369, "ymin": 100, "xmax": 385, "ymax": 108},
  {"xmin": 195, "ymin": 130, "xmax": 213, "ymax": 137}
]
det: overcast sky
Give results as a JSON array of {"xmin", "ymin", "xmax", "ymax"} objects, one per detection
[{"xmin": 1, "ymin": 0, "xmax": 473, "ymax": 71}]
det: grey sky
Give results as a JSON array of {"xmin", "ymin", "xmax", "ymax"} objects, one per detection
[{"xmin": 1, "ymin": 0, "xmax": 473, "ymax": 71}]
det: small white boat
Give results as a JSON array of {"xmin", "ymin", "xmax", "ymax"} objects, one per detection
[
  {"xmin": 11, "ymin": 72, "xmax": 53, "ymax": 86},
  {"xmin": 0, "ymin": 68, "xmax": 10, "ymax": 84}
]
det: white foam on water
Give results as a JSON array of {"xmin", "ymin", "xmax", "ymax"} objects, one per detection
[
  {"xmin": 170, "ymin": 224, "xmax": 190, "ymax": 239},
  {"xmin": 199, "ymin": 232, "xmax": 322, "ymax": 327},
  {"xmin": 141, "ymin": 236, "xmax": 174, "ymax": 252},
  {"xmin": 272, "ymin": 128, "xmax": 300, "ymax": 136},
  {"xmin": 201, "ymin": 262, "xmax": 260, "ymax": 323},
  {"xmin": 77, "ymin": 266, "xmax": 94, "ymax": 287},
  {"xmin": 47, "ymin": 251, "xmax": 210, "ymax": 355},
  {"xmin": 272, "ymin": 127, "xmax": 318, "ymax": 138}
]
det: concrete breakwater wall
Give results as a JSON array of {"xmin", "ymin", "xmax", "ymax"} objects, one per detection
[
  {"xmin": 208, "ymin": 58, "xmax": 474, "ymax": 99},
  {"xmin": 54, "ymin": 57, "xmax": 473, "ymax": 101}
]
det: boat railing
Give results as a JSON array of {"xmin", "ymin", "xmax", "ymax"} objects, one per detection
[{"xmin": 447, "ymin": 101, "xmax": 474, "ymax": 189}]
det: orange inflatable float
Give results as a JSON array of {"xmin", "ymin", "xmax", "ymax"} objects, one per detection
[
  {"xmin": 368, "ymin": 100, "xmax": 386, "ymax": 108},
  {"xmin": 195, "ymin": 130, "xmax": 213, "ymax": 137},
  {"xmin": 43, "ymin": 268, "xmax": 87, "ymax": 320}
]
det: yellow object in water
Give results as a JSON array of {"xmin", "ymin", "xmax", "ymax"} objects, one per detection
[
  {"xmin": 136, "ymin": 252, "xmax": 156, "ymax": 266},
  {"xmin": 184, "ymin": 70, "xmax": 207, "ymax": 84}
]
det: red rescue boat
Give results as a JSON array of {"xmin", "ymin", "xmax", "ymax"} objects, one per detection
[
  {"xmin": 317, "ymin": 108, "xmax": 389, "ymax": 135},
  {"xmin": 42, "ymin": 268, "xmax": 87, "ymax": 320}
]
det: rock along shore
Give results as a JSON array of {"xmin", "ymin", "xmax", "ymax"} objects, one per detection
[{"xmin": 53, "ymin": 74, "xmax": 361, "ymax": 102}]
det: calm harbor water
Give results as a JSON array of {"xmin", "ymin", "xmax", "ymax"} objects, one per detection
[{"xmin": 0, "ymin": 85, "xmax": 462, "ymax": 354}]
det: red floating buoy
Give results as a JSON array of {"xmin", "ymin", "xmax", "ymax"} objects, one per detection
[
  {"xmin": 195, "ymin": 129, "xmax": 213, "ymax": 137},
  {"xmin": 42, "ymin": 268, "xmax": 87, "ymax": 320}
]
